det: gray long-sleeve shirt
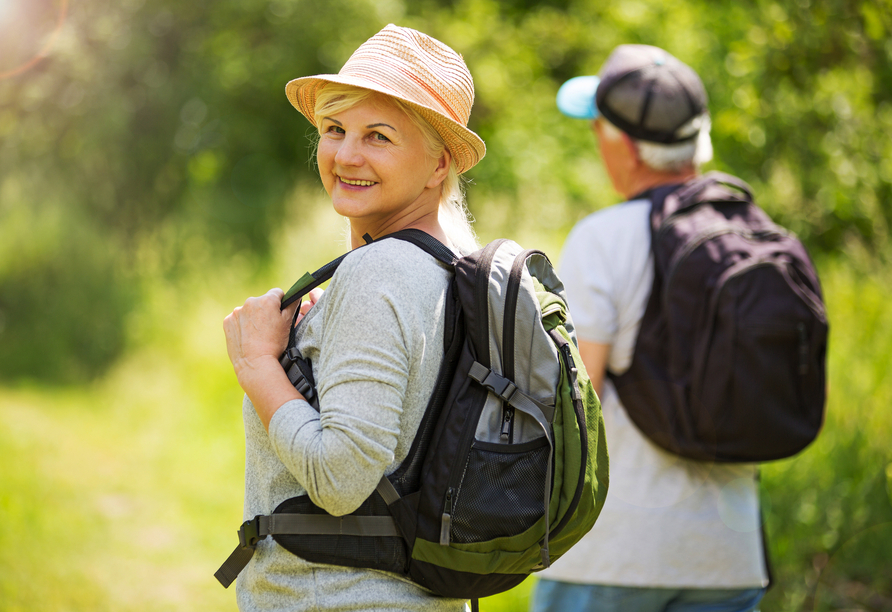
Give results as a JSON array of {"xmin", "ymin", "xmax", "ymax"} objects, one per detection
[{"xmin": 237, "ymin": 239, "xmax": 468, "ymax": 612}]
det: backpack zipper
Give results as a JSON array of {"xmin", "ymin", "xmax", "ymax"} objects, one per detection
[
  {"xmin": 798, "ymin": 322, "xmax": 809, "ymax": 375},
  {"xmin": 438, "ymin": 239, "xmax": 500, "ymax": 545},
  {"xmin": 501, "ymin": 249, "xmax": 545, "ymax": 444},
  {"xmin": 439, "ymin": 385, "xmax": 487, "ymax": 546},
  {"xmin": 545, "ymin": 329, "xmax": 589, "ymax": 542},
  {"xmin": 474, "ymin": 241, "xmax": 506, "ymax": 368}
]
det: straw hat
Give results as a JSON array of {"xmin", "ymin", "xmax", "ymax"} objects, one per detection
[{"xmin": 285, "ymin": 24, "xmax": 486, "ymax": 174}]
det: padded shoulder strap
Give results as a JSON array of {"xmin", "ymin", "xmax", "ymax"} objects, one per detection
[
  {"xmin": 650, "ymin": 171, "xmax": 755, "ymax": 227},
  {"xmin": 281, "ymin": 230, "xmax": 455, "ymax": 310},
  {"xmin": 281, "ymin": 251, "xmax": 351, "ymax": 310},
  {"xmin": 671, "ymin": 171, "xmax": 753, "ymax": 211},
  {"xmin": 385, "ymin": 228, "xmax": 457, "ymax": 266}
]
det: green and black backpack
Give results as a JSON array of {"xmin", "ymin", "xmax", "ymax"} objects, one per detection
[{"xmin": 215, "ymin": 229, "xmax": 609, "ymax": 606}]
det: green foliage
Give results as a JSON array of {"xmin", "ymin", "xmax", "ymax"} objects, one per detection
[
  {"xmin": 760, "ymin": 257, "xmax": 892, "ymax": 611},
  {"xmin": 1, "ymin": 0, "xmax": 891, "ymax": 608},
  {"xmin": 2, "ymin": 0, "xmax": 891, "ymax": 380}
]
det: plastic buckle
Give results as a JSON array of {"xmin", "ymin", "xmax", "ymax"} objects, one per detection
[
  {"xmin": 238, "ymin": 516, "xmax": 262, "ymax": 548},
  {"xmin": 295, "ymin": 377, "xmax": 312, "ymax": 398},
  {"xmin": 481, "ymin": 371, "xmax": 517, "ymax": 402}
]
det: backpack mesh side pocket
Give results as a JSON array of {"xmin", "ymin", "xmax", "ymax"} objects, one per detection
[{"xmin": 450, "ymin": 436, "xmax": 550, "ymax": 544}]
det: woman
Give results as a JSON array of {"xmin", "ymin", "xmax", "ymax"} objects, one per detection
[{"xmin": 222, "ymin": 24, "xmax": 485, "ymax": 611}]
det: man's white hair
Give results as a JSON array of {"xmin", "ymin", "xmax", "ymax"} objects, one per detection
[{"xmin": 599, "ymin": 114, "xmax": 713, "ymax": 174}]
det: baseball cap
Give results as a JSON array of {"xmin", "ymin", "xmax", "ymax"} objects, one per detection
[{"xmin": 556, "ymin": 44, "xmax": 708, "ymax": 144}]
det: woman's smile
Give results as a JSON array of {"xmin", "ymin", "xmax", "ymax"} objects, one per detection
[{"xmin": 337, "ymin": 176, "xmax": 378, "ymax": 187}]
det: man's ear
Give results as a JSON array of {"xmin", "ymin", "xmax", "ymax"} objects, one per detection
[{"xmin": 427, "ymin": 149, "xmax": 452, "ymax": 189}]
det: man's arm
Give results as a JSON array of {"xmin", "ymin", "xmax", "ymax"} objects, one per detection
[{"xmin": 578, "ymin": 339, "xmax": 611, "ymax": 398}]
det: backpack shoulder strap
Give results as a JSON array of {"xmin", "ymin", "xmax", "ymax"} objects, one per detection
[
  {"xmin": 650, "ymin": 172, "xmax": 755, "ymax": 228},
  {"xmin": 280, "ymin": 230, "xmax": 455, "ymax": 310},
  {"xmin": 281, "ymin": 251, "xmax": 352, "ymax": 310},
  {"xmin": 384, "ymin": 228, "xmax": 457, "ymax": 267}
]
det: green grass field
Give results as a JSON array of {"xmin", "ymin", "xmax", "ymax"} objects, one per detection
[{"xmin": 1, "ymin": 222, "xmax": 890, "ymax": 610}]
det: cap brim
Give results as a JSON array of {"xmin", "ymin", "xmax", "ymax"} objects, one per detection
[{"xmin": 556, "ymin": 76, "xmax": 600, "ymax": 120}]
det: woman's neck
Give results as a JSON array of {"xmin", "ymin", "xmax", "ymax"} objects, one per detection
[{"xmin": 348, "ymin": 213, "xmax": 448, "ymax": 250}]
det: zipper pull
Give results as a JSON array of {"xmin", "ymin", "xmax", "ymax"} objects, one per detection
[
  {"xmin": 500, "ymin": 408, "xmax": 514, "ymax": 443},
  {"xmin": 440, "ymin": 488, "xmax": 455, "ymax": 546},
  {"xmin": 561, "ymin": 344, "xmax": 582, "ymax": 400}
]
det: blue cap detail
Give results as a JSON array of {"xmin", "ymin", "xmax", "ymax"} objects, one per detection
[{"xmin": 556, "ymin": 75, "xmax": 600, "ymax": 120}]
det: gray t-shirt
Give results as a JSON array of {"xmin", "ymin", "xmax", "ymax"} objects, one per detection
[{"xmin": 237, "ymin": 239, "xmax": 467, "ymax": 612}]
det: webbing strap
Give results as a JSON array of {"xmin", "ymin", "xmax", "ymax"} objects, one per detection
[
  {"xmin": 375, "ymin": 476, "xmax": 401, "ymax": 505},
  {"xmin": 215, "ymin": 543, "xmax": 257, "ymax": 588},
  {"xmin": 267, "ymin": 514, "xmax": 400, "ymax": 537},
  {"xmin": 386, "ymin": 228, "xmax": 457, "ymax": 266},
  {"xmin": 214, "ymin": 512, "xmax": 401, "ymax": 588},
  {"xmin": 468, "ymin": 362, "xmax": 556, "ymax": 426}
]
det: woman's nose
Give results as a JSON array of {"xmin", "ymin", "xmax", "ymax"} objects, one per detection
[{"xmin": 334, "ymin": 136, "xmax": 363, "ymax": 167}]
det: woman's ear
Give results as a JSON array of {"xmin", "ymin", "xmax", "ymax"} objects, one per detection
[{"xmin": 426, "ymin": 149, "xmax": 452, "ymax": 189}]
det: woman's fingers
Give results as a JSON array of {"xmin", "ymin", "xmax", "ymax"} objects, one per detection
[
  {"xmin": 307, "ymin": 287, "xmax": 324, "ymax": 305},
  {"xmin": 224, "ymin": 289, "xmax": 295, "ymax": 372},
  {"xmin": 296, "ymin": 287, "xmax": 324, "ymax": 323}
]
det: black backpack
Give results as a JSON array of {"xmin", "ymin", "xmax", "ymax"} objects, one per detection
[
  {"xmin": 608, "ymin": 172, "xmax": 828, "ymax": 462},
  {"xmin": 215, "ymin": 230, "xmax": 609, "ymax": 605}
]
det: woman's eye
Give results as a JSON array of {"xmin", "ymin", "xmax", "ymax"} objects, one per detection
[
  {"xmin": 326, "ymin": 125, "xmax": 345, "ymax": 134},
  {"xmin": 373, "ymin": 132, "xmax": 390, "ymax": 142}
]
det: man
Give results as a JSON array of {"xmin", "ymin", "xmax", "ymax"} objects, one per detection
[{"xmin": 531, "ymin": 45, "xmax": 769, "ymax": 612}]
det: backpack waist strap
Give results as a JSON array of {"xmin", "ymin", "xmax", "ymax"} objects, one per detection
[{"xmin": 214, "ymin": 478, "xmax": 401, "ymax": 588}]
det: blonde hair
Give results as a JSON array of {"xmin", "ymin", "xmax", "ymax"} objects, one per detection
[{"xmin": 313, "ymin": 84, "xmax": 478, "ymax": 254}]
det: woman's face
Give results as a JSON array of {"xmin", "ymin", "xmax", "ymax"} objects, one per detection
[{"xmin": 317, "ymin": 97, "xmax": 449, "ymax": 236}]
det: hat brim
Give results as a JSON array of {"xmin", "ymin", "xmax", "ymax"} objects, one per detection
[
  {"xmin": 286, "ymin": 74, "xmax": 486, "ymax": 175},
  {"xmin": 556, "ymin": 76, "xmax": 600, "ymax": 120}
]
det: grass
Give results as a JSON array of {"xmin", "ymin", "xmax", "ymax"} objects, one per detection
[{"xmin": 1, "ymin": 215, "xmax": 890, "ymax": 610}]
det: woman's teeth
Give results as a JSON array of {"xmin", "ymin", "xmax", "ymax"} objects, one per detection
[{"xmin": 340, "ymin": 178, "xmax": 376, "ymax": 186}]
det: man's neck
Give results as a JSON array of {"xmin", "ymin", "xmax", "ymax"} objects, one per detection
[{"xmin": 621, "ymin": 167, "xmax": 698, "ymax": 200}]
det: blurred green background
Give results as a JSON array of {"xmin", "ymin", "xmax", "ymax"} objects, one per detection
[{"xmin": 1, "ymin": 0, "xmax": 891, "ymax": 610}]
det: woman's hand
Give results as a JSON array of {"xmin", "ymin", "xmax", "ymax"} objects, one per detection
[
  {"xmin": 224, "ymin": 288, "xmax": 302, "ymax": 431},
  {"xmin": 224, "ymin": 288, "xmax": 297, "ymax": 377}
]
